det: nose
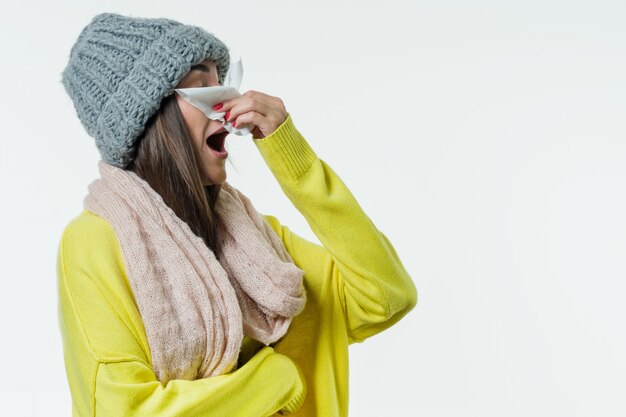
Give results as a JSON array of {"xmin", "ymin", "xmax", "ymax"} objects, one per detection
[{"xmin": 207, "ymin": 117, "xmax": 225, "ymax": 135}]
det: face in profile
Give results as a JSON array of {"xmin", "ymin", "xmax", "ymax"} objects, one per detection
[{"xmin": 175, "ymin": 59, "xmax": 229, "ymax": 186}]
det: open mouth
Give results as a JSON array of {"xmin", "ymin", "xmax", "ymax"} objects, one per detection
[{"xmin": 206, "ymin": 130, "xmax": 228, "ymax": 153}]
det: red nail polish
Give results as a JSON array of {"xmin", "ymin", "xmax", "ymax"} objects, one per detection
[
  {"xmin": 232, "ymin": 121, "xmax": 237, "ymax": 128},
  {"xmin": 225, "ymin": 111, "xmax": 230, "ymax": 120},
  {"xmin": 212, "ymin": 103, "xmax": 223, "ymax": 110}
]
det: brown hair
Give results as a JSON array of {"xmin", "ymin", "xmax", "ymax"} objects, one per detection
[{"xmin": 126, "ymin": 94, "xmax": 225, "ymax": 257}]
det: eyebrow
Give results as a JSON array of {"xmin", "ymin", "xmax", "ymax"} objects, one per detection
[{"xmin": 190, "ymin": 63, "xmax": 211, "ymax": 73}]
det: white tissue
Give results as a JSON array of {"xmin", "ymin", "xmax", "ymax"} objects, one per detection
[{"xmin": 174, "ymin": 57, "xmax": 251, "ymax": 136}]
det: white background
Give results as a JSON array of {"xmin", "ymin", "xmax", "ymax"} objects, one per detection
[{"xmin": 1, "ymin": 0, "xmax": 625, "ymax": 416}]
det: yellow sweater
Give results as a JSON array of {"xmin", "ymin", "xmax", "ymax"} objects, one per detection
[{"xmin": 56, "ymin": 114, "xmax": 418, "ymax": 417}]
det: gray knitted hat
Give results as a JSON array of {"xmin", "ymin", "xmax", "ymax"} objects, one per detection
[{"xmin": 61, "ymin": 13, "xmax": 230, "ymax": 168}]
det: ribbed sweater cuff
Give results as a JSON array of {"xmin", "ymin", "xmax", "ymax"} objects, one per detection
[
  {"xmin": 277, "ymin": 358, "xmax": 307, "ymax": 415},
  {"xmin": 278, "ymin": 386, "xmax": 307, "ymax": 415},
  {"xmin": 253, "ymin": 113, "xmax": 318, "ymax": 182}
]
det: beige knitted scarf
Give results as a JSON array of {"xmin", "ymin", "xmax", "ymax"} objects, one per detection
[{"xmin": 84, "ymin": 160, "xmax": 306, "ymax": 385}]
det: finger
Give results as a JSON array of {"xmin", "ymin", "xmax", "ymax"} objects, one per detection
[
  {"xmin": 226, "ymin": 97, "xmax": 272, "ymax": 124},
  {"xmin": 242, "ymin": 90, "xmax": 287, "ymax": 114},
  {"xmin": 232, "ymin": 110, "xmax": 264, "ymax": 132},
  {"xmin": 227, "ymin": 89, "xmax": 284, "ymax": 122},
  {"xmin": 212, "ymin": 92, "xmax": 253, "ymax": 113},
  {"xmin": 234, "ymin": 111, "xmax": 286, "ymax": 139},
  {"xmin": 217, "ymin": 90, "xmax": 278, "ymax": 112},
  {"xmin": 212, "ymin": 95, "xmax": 244, "ymax": 113}
]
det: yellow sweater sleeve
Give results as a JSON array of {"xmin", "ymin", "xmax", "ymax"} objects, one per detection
[
  {"xmin": 56, "ymin": 112, "xmax": 417, "ymax": 417},
  {"xmin": 56, "ymin": 212, "xmax": 305, "ymax": 417},
  {"xmin": 253, "ymin": 113, "xmax": 418, "ymax": 343}
]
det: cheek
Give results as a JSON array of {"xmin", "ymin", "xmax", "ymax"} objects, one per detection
[
  {"xmin": 175, "ymin": 95, "xmax": 197, "ymax": 124},
  {"xmin": 175, "ymin": 96, "xmax": 206, "ymax": 139}
]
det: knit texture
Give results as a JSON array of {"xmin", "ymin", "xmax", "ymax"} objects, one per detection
[
  {"xmin": 57, "ymin": 114, "xmax": 419, "ymax": 416},
  {"xmin": 61, "ymin": 12, "xmax": 231, "ymax": 168},
  {"xmin": 83, "ymin": 160, "xmax": 306, "ymax": 385}
]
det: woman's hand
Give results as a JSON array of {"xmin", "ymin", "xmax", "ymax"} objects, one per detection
[{"xmin": 213, "ymin": 90, "xmax": 288, "ymax": 139}]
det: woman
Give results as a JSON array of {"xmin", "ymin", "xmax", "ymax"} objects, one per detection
[{"xmin": 57, "ymin": 12, "xmax": 417, "ymax": 417}]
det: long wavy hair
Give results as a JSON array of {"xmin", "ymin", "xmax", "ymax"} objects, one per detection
[{"xmin": 125, "ymin": 93, "xmax": 229, "ymax": 258}]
